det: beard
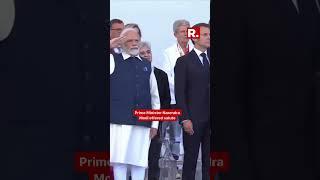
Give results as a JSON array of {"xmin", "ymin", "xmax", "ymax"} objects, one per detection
[{"xmin": 128, "ymin": 48, "xmax": 139, "ymax": 56}]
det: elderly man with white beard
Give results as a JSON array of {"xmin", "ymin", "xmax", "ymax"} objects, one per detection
[{"xmin": 109, "ymin": 27, "xmax": 160, "ymax": 180}]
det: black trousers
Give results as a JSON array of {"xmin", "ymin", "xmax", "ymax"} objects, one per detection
[
  {"xmin": 148, "ymin": 122, "xmax": 162, "ymax": 180},
  {"xmin": 182, "ymin": 120, "xmax": 210, "ymax": 180}
]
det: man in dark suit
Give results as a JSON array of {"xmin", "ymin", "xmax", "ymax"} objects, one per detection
[
  {"xmin": 139, "ymin": 41, "xmax": 171, "ymax": 180},
  {"xmin": 213, "ymin": 0, "xmax": 320, "ymax": 180},
  {"xmin": 175, "ymin": 23, "xmax": 211, "ymax": 180}
]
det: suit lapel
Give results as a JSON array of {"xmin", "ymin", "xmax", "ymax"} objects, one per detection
[{"xmin": 189, "ymin": 49, "xmax": 204, "ymax": 68}]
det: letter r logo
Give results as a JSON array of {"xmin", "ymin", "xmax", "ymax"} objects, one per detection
[{"xmin": 187, "ymin": 27, "xmax": 200, "ymax": 39}]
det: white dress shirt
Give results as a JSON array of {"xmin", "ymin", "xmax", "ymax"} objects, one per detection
[
  {"xmin": 112, "ymin": 47, "xmax": 122, "ymax": 54},
  {"xmin": 193, "ymin": 47, "xmax": 210, "ymax": 65}
]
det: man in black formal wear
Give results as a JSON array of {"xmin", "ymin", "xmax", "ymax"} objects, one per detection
[
  {"xmin": 139, "ymin": 41, "xmax": 171, "ymax": 180},
  {"xmin": 175, "ymin": 23, "xmax": 211, "ymax": 180},
  {"xmin": 213, "ymin": 0, "xmax": 320, "ymax": 180}
]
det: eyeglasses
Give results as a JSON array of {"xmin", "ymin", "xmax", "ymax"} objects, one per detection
[{"xmin": 111, "ymin": 28, "xmax": 123, "ymax": 32}]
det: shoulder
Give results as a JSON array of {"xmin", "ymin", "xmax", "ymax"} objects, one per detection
[
  {"xmin": 185, "ymin": 50, "xmax": 197, "ymax": 61},
  {"xmin": 176, "ymin": 50, "xmax": 196, "ymax": 67},
  {"xmin": 154, "ymin": 67, "xmax": 167, "ymax": 76},
  {"xmin": 177, "ymin": 50, "xmax": 194, "ymax": 62},
  {"xmin": 175, "ymin": 55, "xmax": 187, "ymax": 67},
  {"xmin": 154, "ymin": 67, "xmax": 169, "ymax": 83}
]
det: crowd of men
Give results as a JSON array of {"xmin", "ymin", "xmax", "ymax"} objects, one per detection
[{"xmin": 109, "ymin": 18, "xmax": 211, "ymax": 180}]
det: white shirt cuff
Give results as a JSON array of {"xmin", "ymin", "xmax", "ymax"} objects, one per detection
[{"xmin": 151, "ymin": 121, "xmax": 159, "ymax": 129}]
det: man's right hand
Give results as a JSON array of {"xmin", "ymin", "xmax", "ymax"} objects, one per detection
[
  {"xmin": 182, "ymin": 120, "xmax": 194, "ymax": 135},
  {"xmin": 110, "ymin": 35, "xmax": 126, "ymax": 49}
]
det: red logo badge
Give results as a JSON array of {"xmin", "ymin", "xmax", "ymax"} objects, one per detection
[{"xmin": 187, "ymin": 27, "xmax": 200, "ymax": 39}]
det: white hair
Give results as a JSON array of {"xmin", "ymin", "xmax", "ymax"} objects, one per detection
[
  {"xmin": 120, "ymin": 27, "xmax": 139, "ymax": 37},
  {"xmin": 139, "ymin": 41, "xmax": 151, "ymax": 50},
  {"xmin": 173, "ymin": 19, "xmax": 190, "ymax": 33}
]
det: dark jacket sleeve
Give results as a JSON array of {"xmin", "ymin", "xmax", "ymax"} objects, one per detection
[
  {"xmin": 160, "ymin": 70, "xmax": 171, "ymax": 109},
  {"xmin": 174, "ymin": 56, "xmax": 190, "ymax": 122}
]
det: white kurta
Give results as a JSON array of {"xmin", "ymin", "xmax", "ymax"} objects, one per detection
[{"xmin": 109, "ymin": 53, "xmax": 160, "ymax": 168}]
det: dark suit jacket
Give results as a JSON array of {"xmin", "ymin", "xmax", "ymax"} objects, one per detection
[
  {"xmin": 153, "ymin": 67, "xmax": 171, "ymax": 136},
  {"xmin": 213, "ymin": 0, "xmax": 320, "ymax": 180},
  {"xmin": 174, "ymin": 49, "xmax": 210, "ymax": 124},
  {"xmin": 154, "ymin": 67, "xmax": 171, "ymax": 109}
]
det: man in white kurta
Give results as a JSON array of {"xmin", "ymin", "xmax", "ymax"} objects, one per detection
[{"xmin": 109, "ymin": 27, "xmax": 160, "ymax": 180}]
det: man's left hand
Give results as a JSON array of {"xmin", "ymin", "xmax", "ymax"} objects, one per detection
[{"xmin": 150, "ymin": 128, "xmax": 158, "ymax": 139}]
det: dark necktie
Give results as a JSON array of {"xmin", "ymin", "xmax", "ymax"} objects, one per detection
[{"xmin": 200, "ymin": 53, "xmax": 210, "ymax": 70}]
